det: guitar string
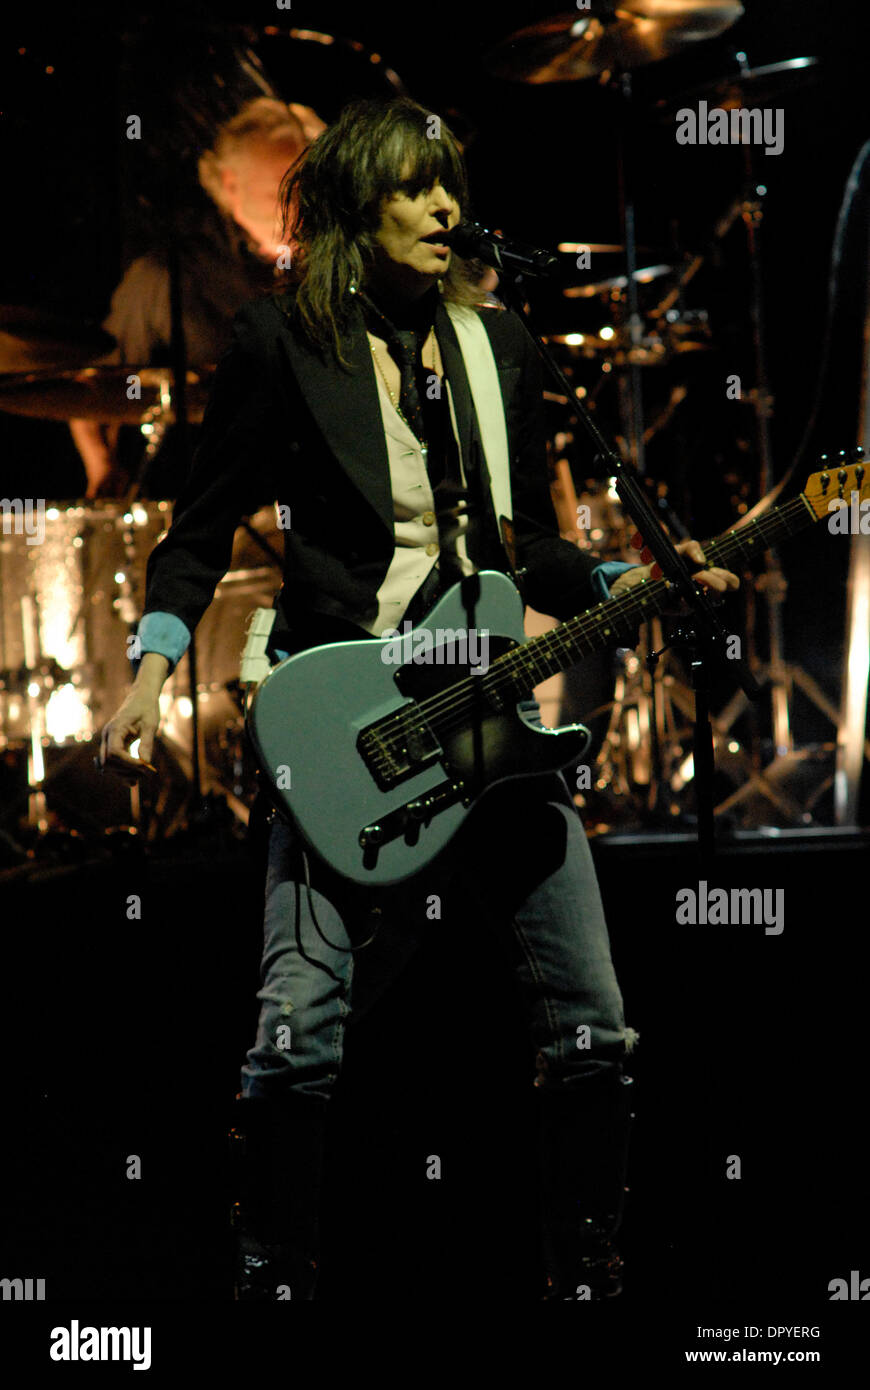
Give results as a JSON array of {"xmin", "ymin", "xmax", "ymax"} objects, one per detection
[
  {"xmin": 364, "ymin": 493, "xmax": 816, "ymax": 770},
  {"xmin": 363, "ymin": 493, "xmax": 820, "ymax": 770}
]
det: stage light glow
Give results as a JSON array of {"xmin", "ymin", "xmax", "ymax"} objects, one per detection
[
  {"xmin": 672, "ymin": 752, "xmax": 695, "ymax": 791},
  {"xmin": 45, "ymin": 683, "xmax": 91, "ymax": 742}
]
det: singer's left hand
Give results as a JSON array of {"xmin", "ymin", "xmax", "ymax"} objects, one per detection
[{"xmin": 609, "ymin": 538, "xmax": 740, "ymax": 598}]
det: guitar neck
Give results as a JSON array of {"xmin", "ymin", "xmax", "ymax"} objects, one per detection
[{"xmin": 494, "ymin": 491, "xmax": 817, "ymax": 694}]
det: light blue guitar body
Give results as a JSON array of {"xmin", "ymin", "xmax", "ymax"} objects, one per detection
[{"xmin": 246, "ymin": 571, "xmax": 590, "ymax": 886}]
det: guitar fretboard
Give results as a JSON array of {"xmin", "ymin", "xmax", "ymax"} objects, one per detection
[
  {"xmin": 489, "ymin": 493, "xmax": 814, "ymax": 696},
  {"xmin": 413, "ymin": 492, "xmax": 816, "ymax": 741}
]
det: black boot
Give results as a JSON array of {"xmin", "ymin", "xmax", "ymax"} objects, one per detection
[
  {"xmin": 536, "ymin": 1071, "xmax": 635, "ymax": 1300},
  {"xmin": 227, "ymin": 1092, "xmax": 328, "ymax": 1301}
]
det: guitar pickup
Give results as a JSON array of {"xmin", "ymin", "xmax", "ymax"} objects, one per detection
[{"xmin": 357, "ymin": 714, "xmax": 442, "ymax": 790}]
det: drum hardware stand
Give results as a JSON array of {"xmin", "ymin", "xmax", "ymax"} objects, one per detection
[
  {"xmin": 19, "ymin": 595, "xmax": 49, "ymax": 833},
  {"xmin": 682, "ymin": 170, "xmax": 845, "ymax": 821},
  {"xmin": 496, "ymin": 274, "xmax": 762, "ymax": 868},
  {"xmin": 164, "ymin": 237, "xmax": 206, "ymax": 824},
  {"xmin": 122, "ymin": 377, "xmax": 173, "ymax": 507},
  {"xmin": 739, "ymin": 159, "xmax": 790, "ymax": 758},
  {"xmin": 552, "ymin": 156, "xmax": 736, "ymax": 827},
  {"xmin": 551, "ymin": 69, "xmax": 665, "ymax": 814},
  {"xmin": 611, "ymin": 68, "xmax": 680, "ymax": 814},
  {"xmin": 612, "ymin": 70, "xmax": 646, "ymax": 478},
  {"xmin": 11, "ymin": 599, "xmax": 103, "ymax": 837},
  {"xmin": 642, "ymin": 624, "xmax": 812, "ymax": 823},
  {"xmin": 729, "ymin": 60, "xmax": 839, "ymax": 812},
  {"xmin": 594, "ymin": 199, "xmax": 734, "ymax": 818}
]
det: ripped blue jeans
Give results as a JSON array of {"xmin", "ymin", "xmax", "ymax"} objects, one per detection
[{"xmin": 240, "ymin": 700, "xmax": 635, "ymax": 1101}]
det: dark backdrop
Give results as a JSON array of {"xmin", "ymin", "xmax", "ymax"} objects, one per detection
[{"xmin": 2, "ymin": 0, "xmax": 867, "ymax": 782}]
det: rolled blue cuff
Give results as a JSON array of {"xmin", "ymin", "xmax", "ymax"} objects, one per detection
[
  {"xmin": 132, "ymin": 611, "xmax": 192, "ymax": 676},
  {"xmin": 590, "ymin": 560, "xmax": 637, "ymax": 601}
]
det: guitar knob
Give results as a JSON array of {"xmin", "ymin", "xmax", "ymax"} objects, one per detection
[{"xmin": 359, "ymin": 824, "xmax": 385, "ymax": 848}]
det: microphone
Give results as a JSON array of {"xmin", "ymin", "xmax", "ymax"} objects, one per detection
[{"xmin": 444, "ymin": 221, "xmax": 559, "ymax": 278}]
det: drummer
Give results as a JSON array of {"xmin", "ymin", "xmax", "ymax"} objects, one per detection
[{"xmin": 70, "ymin": 97, "xmax": 325, "ymax": 499}]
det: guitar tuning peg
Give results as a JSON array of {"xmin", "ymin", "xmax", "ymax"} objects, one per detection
[{"xmin": 852, "ymin": 445, "xmax": 865, "ymax": 459}]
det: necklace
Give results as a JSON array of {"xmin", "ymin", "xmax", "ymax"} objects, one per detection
[{"xmin": 368, "ymin": 330, "xmax": 441, "ymax": 451}]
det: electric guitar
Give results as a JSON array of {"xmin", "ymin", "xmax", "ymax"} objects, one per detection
[{"xmin": 247, "ymin": 455, "xmax": 868, "ymax": 886}]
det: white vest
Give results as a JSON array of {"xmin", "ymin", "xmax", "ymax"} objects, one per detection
[{"xmin": 357, "ymin": 305, "xmax": 514, "ymax": 636}]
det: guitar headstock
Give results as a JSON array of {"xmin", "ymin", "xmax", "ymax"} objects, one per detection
[{"xmin": 802, "ymin": 447, "xmax": 869, "ymax": 521}]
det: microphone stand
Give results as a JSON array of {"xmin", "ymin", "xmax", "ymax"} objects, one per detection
[{"xmin": 492, "ymin": 266, "xmax": 763, "ymax": 868}]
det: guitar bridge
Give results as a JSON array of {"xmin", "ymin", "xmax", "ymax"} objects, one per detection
[{"xmin": 359, "ymin": 779, "xmax": 470, "ymax": 861}]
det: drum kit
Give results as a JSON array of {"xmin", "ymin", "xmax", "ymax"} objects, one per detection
[
  {"xmin": 0, "ymin": 3, "xmax": 830, "ymax": 853},
  {"xmin": 483, "ymin": 3, "xmax": 829, "ymax": 830},
  {"xmin": 0, "ymin": 16, "xmax": 410, "ymax": 852},
  {"xmin": 0, "ymin": 309, "xmax": 284, "ymax": 844}
]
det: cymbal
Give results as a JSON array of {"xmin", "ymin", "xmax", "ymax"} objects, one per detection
[
  {"xmin": 563, "ymin": 263, "xmax": 675, "ymax": 299},
  {"xmin": 546, "ymin": 320, "xmax": 710, "ymax": 366},
  {"xmin": 484, "ymin": 3, "xmax": 744, "ymax": 84},
  {"xmin": 0, "ymin": 306, "xmax": 116, "ymax": 373},
  {"xmin": 557, "ymin": 242, "xmax": 674, "ymax": 259},
  {"xmin": 0, "ymin": 365, "xmax": 215, "ymax": 424},
  {"xmin": 657, "ymin": 56, "xmax": 819, "ymax": 115},
  {"xmin": 558, "ymin": 242, "xmax": 638, "ymax": 255},
  {"xmin": 547, "ymin": 328, "xmax": 670, "ymax": 366},
  {"xmin": 556, "ymin": 245, "xmax": 677, "ymax": 293}
]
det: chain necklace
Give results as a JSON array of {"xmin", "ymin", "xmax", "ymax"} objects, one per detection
[{"xmin": 368, "ymin": 329, "xmax": 441, "ymax": 452}]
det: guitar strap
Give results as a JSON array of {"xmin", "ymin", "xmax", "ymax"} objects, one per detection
[{"xmin": 444, "ymin": 302, "xmax": 517, "ymax": 573}]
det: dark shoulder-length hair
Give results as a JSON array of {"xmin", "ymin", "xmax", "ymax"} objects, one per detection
[{"xmin": 277, "ymin": 97, "xmax": 483, "ymax": 364}]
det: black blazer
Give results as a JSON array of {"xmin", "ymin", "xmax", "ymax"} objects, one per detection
[{"xmin": 141, "ymin": 288, "xmax": 604, "ymax": 655}]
